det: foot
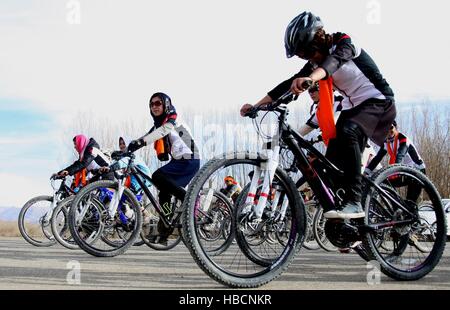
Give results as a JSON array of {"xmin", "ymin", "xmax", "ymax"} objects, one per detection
[
  {"xmin": 324, "ymin": 201, "xmax": 365, "ymax": 219},
  {"xmin": 147, "ymin": 235, "xmax": 168, "ymax": 246},
  {"xmin": 338, "ymin": 201, "xmax": 365, "ymax": 219}
]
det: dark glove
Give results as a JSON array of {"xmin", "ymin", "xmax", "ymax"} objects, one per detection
[
  {"xmin": 111, "ymin": 150, "xmax": 124, "ymax": 160},
  {"xmin": 127, "ymin": 139, "xmax": 145, "ymax": 153}
]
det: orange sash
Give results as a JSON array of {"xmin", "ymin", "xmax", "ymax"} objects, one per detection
[
  {"xmin": 74, "ymin": 168, "xmax": 87, "ymax": 188},
  {"xmin": 317, "ymin": 77, "xmax": 337, "ymax": 145},
  {"xmin": 154, "ymin": 139, "xmax": 165, "ymax": 156},
  {"xmin": 124, "ymin": 176, "xmax": 131, "ymax": 188},
  {"xmin": 387, "ymin": 134, "xmax": 399, "ymax": 164}
]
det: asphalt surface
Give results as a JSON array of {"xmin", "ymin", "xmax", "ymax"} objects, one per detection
[{"xmin": 0, "ymin": 237, "xmax": 449, "ymax": 290}]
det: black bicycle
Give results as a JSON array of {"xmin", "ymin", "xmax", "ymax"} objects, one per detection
[
  {"xmin": 68, "ymin": 151, "xmax": 233, "ymax": 257},
  {"xmin": 182, "ymin": 86, "xmax": 447, "ymax": 288}
]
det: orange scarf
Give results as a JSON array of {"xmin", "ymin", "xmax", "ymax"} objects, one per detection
[
  {"xmin": 387, "ymin": 134, "xmax": 399, "ymax": 164},
  {"xmin": 74, "ymin": 168, "xmax": 87, "ymax": 188},
  {"xmin": 317, "ymin": 77, "xmax": 336, "ymax": 145},
  {"xmin": 124, "ymin": 175, "xmax": 131, "ymax": 188},
  {"xmin": 154, "ymin": 138, "xmax": 169, "ymax": 161}
]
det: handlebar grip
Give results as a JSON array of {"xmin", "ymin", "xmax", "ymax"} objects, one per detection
[
  {"xmin": 244, "ymin": 107, "xmax": 259, "ymax": 118},
  {"xmin": 302, "ymin": 80, "xmax": 313, "ymax": 89}
]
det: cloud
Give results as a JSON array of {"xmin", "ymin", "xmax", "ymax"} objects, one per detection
[
  {"xmin": 1, "ymin": 0, "xmax": 448, "ymax": 122},
  {"xmin": 0, "ymin": 173, "xmax": 53, "ymax": 208}
]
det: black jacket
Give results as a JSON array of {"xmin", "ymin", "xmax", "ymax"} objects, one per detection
[{"xmin": 60, "ymin": 138, "xmax": 110, "ymax": 176}]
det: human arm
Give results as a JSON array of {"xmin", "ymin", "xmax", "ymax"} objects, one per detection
[
  {"xmin": 60, "ymin": 150, "xmax": 96, "ymax": 176},
  {"xmin": 365, "ymin": 147, "xmax": 387, "ymax": 173}
]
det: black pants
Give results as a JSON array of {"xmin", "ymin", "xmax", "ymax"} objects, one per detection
[
  {"xmin": 389, "ymin": 169, "xmax": 426, "ymax": 203},
  {"xmin": 152, "ymin": 169, "xmax": 186, "ymax": 215},
  {"xmin": 325, "ymin": 120, "xmax": 368, "ymax": 203}
]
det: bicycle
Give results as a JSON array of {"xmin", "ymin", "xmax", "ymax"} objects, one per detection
[
  {"xmin": 18, "ymin": 175, "xmax": 74, "ymax": 247},
  {"xmin": 181, "ymin": 85, "xmax": 447, "ymax": 288},
  {"xmin": 68, "ymin": 151, "xmax": 233, "ymax": 257}
]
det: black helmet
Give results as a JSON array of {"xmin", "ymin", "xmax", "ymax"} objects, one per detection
[{"xmin": 284, "ymin": 11, "xmax": 323, "ymax": 58}]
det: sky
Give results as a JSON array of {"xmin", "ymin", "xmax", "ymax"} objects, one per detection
[{"xmin": 1, "ymin": 0, "xmax": 449, "ymax": 208}]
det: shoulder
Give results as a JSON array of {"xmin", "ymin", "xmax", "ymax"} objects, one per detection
[
  {"xmin": 333, "ymin": 32, "xmax": 352, "ymax": 44},
  {"xmin": 398, "ymin": 132, "xmax": 409, "ymax": 144}
]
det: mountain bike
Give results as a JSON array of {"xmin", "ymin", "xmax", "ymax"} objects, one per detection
[
  {"xmin": 51, "ymin": 188, "xmax": 147, "ymax": 250},
  {"xmin": 182, "ymin": 86, "xmax": 447, "ymax": 288},
  {"xmin": 18, "ymin": 176, "xmax": 74, "ymax": 247},
  {"xmin": 68, "ymin": 151, "xmax": 233, "ymax": 257}
]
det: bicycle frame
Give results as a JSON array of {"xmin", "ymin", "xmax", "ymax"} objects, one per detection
[
  {"xmin": 127, "ymin": 160, "xmax": 179, "ymax": 228},
  {"xmin": 45, "ymin": 177, "xmax": 73, "ymax": 222},
  {"xmin": 247, "ymin": 102, "xmax": 418, "ymax": 230}
]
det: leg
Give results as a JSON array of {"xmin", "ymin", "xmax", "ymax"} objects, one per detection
[
  {"xmin": 324, "ymin": 120, "xmax": 367, "ymax": 219},
  {"xmin": 338, "ymin": 120, "xmax": 368, "ymax": 203},
  {"xmin": 406, "ymin": 169, "xmax": 426, "ymax": 203}
]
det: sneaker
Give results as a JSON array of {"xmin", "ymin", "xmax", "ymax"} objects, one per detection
[
  {"xmin": 147, "ymin": 235, "xmax": 168, "ymax": 246},
  {"xmin": 337, "ymin": 201, "xmax": 365, "ymax": 219},
  {"xmin": 323, "ymin": 209, "xmax": 339, "ymax": 219}
]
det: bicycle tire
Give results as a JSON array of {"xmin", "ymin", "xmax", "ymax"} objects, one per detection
[
  {"xmin": 182, "ymin": 154, "xmax": 305, "ymax": 288},
  {"xmin": 18, "ymin": 195, "xmax": 56, "ymax": 247},
  {"xmin": 69, "ymin": 180, "xmax": 142, "ymax": 257},
  {"xmin": 302, "ymin": 201, "xmax": 320, "ymax": 250},
  {"xmin": 312, "ymin": 206, "xmax": 337, "ymax": 252},
  {"xmin": 50, "ymin": 196, "xmax": 79, "ymax": 250},
  {"xmin": 362, "ymin": 165, "xmax": 447, "ymax": 280}
]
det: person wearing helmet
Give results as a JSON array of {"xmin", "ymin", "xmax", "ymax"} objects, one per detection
[
  {"xmin": 298, "ymin": 82, "xmax": 344, "ymax": 137},
  {"xmin": 220, "ymin": 176, "xmax": 242, "ymax": 203},
  {"xmin": 240, "ymin": 11, "xmax": 396, "ymax": 219},
  {"xmin": 127, "ymin": 92, "xmax": 200, "ymax": 244},
  {"xmin": 365, "ymin": 121, "xmax": 426, "ymax": 202}
]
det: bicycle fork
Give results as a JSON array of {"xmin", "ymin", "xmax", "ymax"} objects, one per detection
[{"xmin": 245, "ymin": 145, "xmax": 281, "ymax": 220}]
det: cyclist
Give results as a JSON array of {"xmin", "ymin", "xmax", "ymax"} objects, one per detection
[
  {"xmin": 220, "ymin": 176, "xmax": 242, "ymax": 203},
  {"xmin": 365, "ymin": 120, "xmax": 426, "ymax": 202},
  {"xmin": 298, "ymin": 82, "xmax": 344, "ymax": 137},
  {"xmin": 127, "ymin": 92, "xmax": 200, "ymax": 244},
  {"xmin": 117, "ymin": 136, "xmax": 152, "ymax": 194},
  {"xmin": 240, "ymin": 11, "xmax": 396, "ymax": 219},
  {"xmin": 54, "ymin": 134, "xmax": 113, "ymax": 181}
]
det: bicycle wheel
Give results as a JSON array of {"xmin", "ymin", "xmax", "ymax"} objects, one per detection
[
  {"xmin": 411, "ymin": 204, "xmax": 438, "ymax": 253},
  {"xmin": 312, "ymin": 206, "xmax": 337, "ymax": 252},
  {"xmin": 182, "ymin": 154, "xmax": 305, "ymax": 288},
  {"xmin": 362, "ymin": 165, "xmax": 447, "ymax": 280},
  {"xmin": 139, "ymin": 201, "xmax": 183, "ymax": 251},
  {"xmin": 18, "ymin": 195, "xmax": 56, "ymax": 247},
  {"xmin": 68, "ymin": 180, "xmax": 142, "ymax": 257},
  {"xmin": 302, "ymin": 201, "xmax": 320, "ymax": 250},
  {"xmin": 51, "ymin": 196, "xmax": 79, "ymax": 250},
  {"xmin": 195, "ymin": 190, "xmax": 235, "ymax": 256}
]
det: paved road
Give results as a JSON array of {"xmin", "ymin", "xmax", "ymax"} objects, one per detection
[{"xmin": 0, "ymin": 237, "xmax": 449, "ymax": 290}]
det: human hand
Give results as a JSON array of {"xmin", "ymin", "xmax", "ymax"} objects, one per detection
[
  {"xmin": 99, "ymin": 167, "xmax": 110, "ymax": 174},
  {"xmin": 58, "ymin": 171, "xmax": 69, "ymax": 177},
  {"xmin": 240, "ymin": 104, "xmax": 254, "ymax": 117},
  {"xmin": 127, "ymin": 139, "xmax": 145, "ymax": 152},
  {"xmin": 291, "ymin": 77, "xmax": 313, "ymax": 95}
]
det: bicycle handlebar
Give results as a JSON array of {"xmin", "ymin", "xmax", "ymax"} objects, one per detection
[
  {"xmin": 111, "ymin": 150, "xmax": 135, "ymax": 161},
  {"xmin": 244, "ymin": 80, "xmax": 312, "ymax": 118}
]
